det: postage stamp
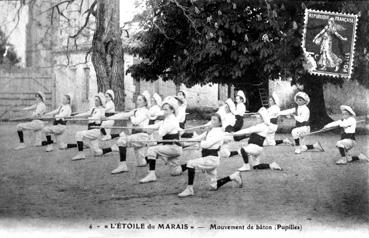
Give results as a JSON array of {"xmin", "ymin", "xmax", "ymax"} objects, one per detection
[{"xmin": 301, "ymin": 9, "xmax": 359, "ymax": 78}]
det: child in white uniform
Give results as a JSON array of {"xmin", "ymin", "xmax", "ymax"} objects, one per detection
[
  {"xmin": 323, "ymin": 105, "xmax": 368, "ymax": 165},
  {"xmin": 102, "ymin": 91, "xmax": 151, "ymax": 174},
  {"xmin": 177, "ymin": 113, "xmax": 243, "ymax": 197},
  {"xmin": 15, "ymin": 91, "xmax": 47, "ymax": 150},
  {"xmin": 149, "ymin": 93, "xmax": 164, "ymax": 125},
  {"xmin": 223, "ymin": 98, "xmax": 237, "ymax": 132},
  {"xmin": 42, "ymin": 94, "xmax": 72, "ymax": 152},
  {"xmin": 229, "ymin": 107, "xmax": 282, "ymax": 171},
  {"xmin": 264, "ymin": 94, "xmax": 292, "ymax": 146},
  {"xmin": 279, "ymin": 92, "xmax": 324, "ymax": 154},
  {"xmin": 140, "ymin": 96, "xmax": 183, "ymax": 183},
  {"xmin": 101, "ymin": 90, "xmax": 116, "ymax": 141},
  {"xmin": 70, "ymin": 93, "xmax": 106, "ymax": 161},
  {"xmin": 231, "ymin": 90, "xmax": 246, "ymax": 131}
]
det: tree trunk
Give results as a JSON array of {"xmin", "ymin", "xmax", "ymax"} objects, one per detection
[
  {"xmin": 91, "ymin": 0, "xmax": 125, "ymax": 110},
  {"xmin": 303, "ymin": 75, "xmax": 333, "ymax": 130}
]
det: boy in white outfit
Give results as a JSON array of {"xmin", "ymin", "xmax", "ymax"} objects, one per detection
[
  {"xmin": 14, "ymin": 91, "xmax": 47, "ymax": 150},
  {"xmin": 228, "ymin": 107, "xmax": 282, "ymax": 172},
  {"xmin": 70, "ymin": 93, "xmax": 106, "ymax": 161},
  {"xmin": 101, "ymin": 90, "xmax": 116, "ymax": 141},
  {"xmin": 323, "ymin": 105, "xmax": 368, "ymax": 165},
  {"xmin": 42, "ymin": 94, "xmax": 72, "ymax": 152},
  {"xmin": 178, "ymin": 113, "xmax": 242, "ymax": 197},
  {"xmin": 279, "ymin": 92, "xmax": 324, "ymax": 154}
]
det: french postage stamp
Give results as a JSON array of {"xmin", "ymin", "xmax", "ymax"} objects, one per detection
[{"xmin": 302, "ymin": 9, "xmax": 359, "ymax": 78}]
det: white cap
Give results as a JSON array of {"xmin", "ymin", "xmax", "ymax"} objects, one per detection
[
  {"xmin": 95, "ymin": 92, "xmax": 106, "ymax": 107},
  {"xmin": 162, "ymin": 96, "xmax": 179, "ymax": 115},
  {"xmin": 340, "ymin": 105, "xmax": 356, "ymax": 116},
  {"xmin": 294, "ymin": 92, "xmax": 310, "ymax": 105},
  {"xmin": 141, "ymin": 90, "xmax": 151, "ymax": 108},
  {"xmin": 105, "ymin": 89, "xmax": 115, "ymax": 100},
  {"xmin": 225, "ymin": 98, "xmax": 236, "ymax": 113},
  {"xmin": 236, "ymin": 90, "xmax": 246, "ymax": 102},
  {"xmin": 65, "ymin": 93, "xmax": 73, "ymax": 104},
  {"xmin": 153, "ymin": 93, "xmax": 162, "ymax": 107},
  {"xmin": 36, "ymin": 91, "xmax": 46, "ymax": 102}
]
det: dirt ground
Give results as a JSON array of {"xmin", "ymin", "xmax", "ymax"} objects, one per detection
[{"xmin": 0, "ymin": 118, "xmax": 368, "ymax": 237}]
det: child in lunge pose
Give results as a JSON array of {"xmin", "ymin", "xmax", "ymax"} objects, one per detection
[
  {"xmin": 140, "ymin": 96, "xmax": 183, "ymax": 183},
  {"xmin": 279, "ymin": 92, "xmax": 324, "ymax": 154},
  {"xmin": 42, "ymin": 94, "xmax": 72, "ymax": 152},
  {"xmin": 14, "ymin": 91, "xmax": 47, "ymax": 150},
  {"xmin": 264, "ymin": 94, "xmax": 292, "ymax": 146},
  {"xmin": 101, "ymin": 91, "xmax": 151, "ymax": 174},
  {"xmin": 69, "ymin": 93, "xmax": 106, "ymax": 161},
  {"xmin": 323, "ymin": 105, "xmax": 368, "ymax": 165},
  {"xmin": 178, "ymin": 113, "xmax": 242, "ymax": 197},
  {"xmin": 101, "ymin": 90, "xmax": 116, "ymax": 141},
  {"xmin": 223, "ymin": 107, "xmax": 282, "ymax": 172}
]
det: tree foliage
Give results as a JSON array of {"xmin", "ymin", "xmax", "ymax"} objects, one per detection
[
  {"xmin": 128, "ymin": 0, "xmax": 369, "ymax": 88},
  {"xmin": 0, "ymin": 30, "xmax": 20, "ymax": 65}
]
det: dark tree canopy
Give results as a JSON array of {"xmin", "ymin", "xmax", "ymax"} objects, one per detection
[
  {"xmin": 128, "ymin": 0, "xmax": 368, "ymax": 87},
  {"xmin": 128, "ymin": 0, "xmax": 368, "ymax": 128},
  {"xmin": 0, "ymin": 30, "xmax": 20, "ymax": 66}
]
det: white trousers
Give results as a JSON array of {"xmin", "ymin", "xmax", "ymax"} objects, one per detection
[
  {"xmin": 117, "ymin": 132, "xmax": 151, "ymax": 165},
  {"xmin": 17, "ymin": 120, "xmax": 45, "ymax": 144},
  {"xmin": 147, "ymin": 144, "xmax": 183, "ymax": 175},
  {"xmin": 187, "ymin": 156, "xmax": 220, "ymax": 188}
]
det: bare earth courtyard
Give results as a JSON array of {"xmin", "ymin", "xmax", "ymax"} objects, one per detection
[{"xmin": 0, "ymin": 119, "xmax": 368, "ymax": 236}]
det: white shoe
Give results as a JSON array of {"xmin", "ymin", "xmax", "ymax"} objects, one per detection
[
  {"xmin": 33, "ymin": 142, "xmax": 42, "ymax": 147},
  {"xmin": 14, "ymin": 143, "xmax": 26, "ymax": 150},
  {"xmin": 139, "ymin": 171, "xmax": 157, "ymax": 183},
  {"xmin": 219, "ymin": 148, "xmax": 231, "ymax": 159},
  {"xmin": 45, "ymin": 144, "xmax": 54, "ymax": 152},
  {"xmin": 283, "ymin": 138, "xmax": 293, "ymax": 145},
  {"xmin": 72, "ymin": 153, "xmax": 86, "ymax": 161},
  {"xmin": 314, "ymin": 141, "xmax": 325, "ymax": 152},
  {"xmin": 94, "ymin": 149, "xmax": 103, "ymax": 157},
  {"xmin": 238, "ymin": 164, "xmax": 251, "ymax": 172},
  {"xmin": 336, "ymin": 158, "xmax": 348, "ymax": 165},
  {"xmin": 101, "ymin": 135, "xmax": 112, "ymax": 141},
  {"xmin": 137, "ymin": 159, "xmax": 147, "ymax": 167},
  {"xmin": 294, "ymin": 148, "xmax": 302, "ymax": 154},
  {"xmin": 58, "ymin": 143, "xmax": 67, "ymax": 150},
  {"xmin": 178, "ymin": 186, "xmax": 194, "ymax": 197},
  {"xmin": 230, "ymin": 172, "xmax": 243, "ymax": 188},
  {"xmin": 270, "ymin": 162, "xmax": 282, "ymax": 170},
  {"xmin": 357, "ymin": 153, "xmax": 369, "ymax": 162},
  {"xmin": 111, "ymin": 144, "xmax": 119, "ymax": 152},
  {"xmin": 111, "ymin": 162, "xmax": 128, "ymax": 174}
]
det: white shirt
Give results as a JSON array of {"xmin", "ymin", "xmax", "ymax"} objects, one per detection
[
  {"xmin": 234, "ymin": 123, "xmax": 269, "ymax": 137},
  {"xmin": 221, "ymin": 112, "xmax": 236, "ymax": 129},
  {"xmin": 157, "ymin": 114, "xmax": 181, "ymax": 137},
  {"xmin": 54, "ymin": 104, "xmax": 72, "ymax": 120},
  {"xmin": 130, "ymin": 107, "xmax": 149, "ymax": 127},
  {"xmin": 27, "ymin": 102, "xmax": 47, "ymax": 117},
  {"xmin": 267, "ymin": 105, "xmax": 280, "ymax": 119},
  {"xmin": 197, "ymin": 127, "xmax": 224, "ymax": 150},
  {"xmin": 325, "ymin": 117, "xmax": 356, "ymax": 134},
  {"xmin": 149, "ymin": 105, "xmax": 164, "ymax": 120},
  {"xmin": 88, "ymin": 107, "xmax": 105, "ymax": 124},
  {"xmin": 177, "ymin": 105, "xmax": 186, "ymax": 123},
  {"xmin": 279, "ymin": 105, "xmax": 310, "ymax": 123},
  {"xmin": 105, "ymin": 100, "xmax": 115, "ymax": 113},
  {"xmin": 233, "ymin": 103, "xmax": 246, "ymax": 116}
]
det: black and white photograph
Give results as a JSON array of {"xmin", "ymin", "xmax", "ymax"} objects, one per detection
[{"xmin": 0, "ymin": 0, "xmax": 368, "ymax": 238}]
